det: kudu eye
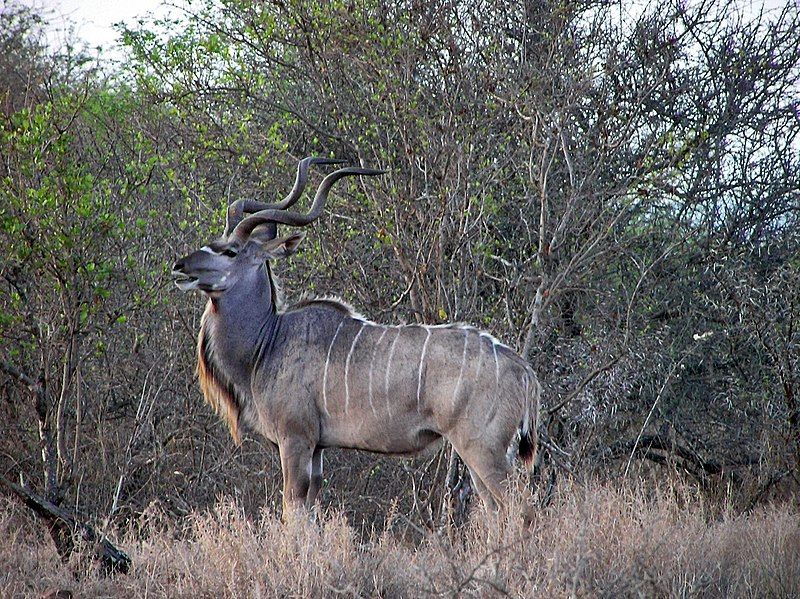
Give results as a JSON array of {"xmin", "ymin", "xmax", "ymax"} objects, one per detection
[{"xmin": 221, "ymin": 248, "xmax": 239, "ymax": 258}]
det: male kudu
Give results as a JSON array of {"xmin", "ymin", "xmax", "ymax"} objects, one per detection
[{"xmin": 172, "ymin": 157, "xmax": 540, "ymax": 522}]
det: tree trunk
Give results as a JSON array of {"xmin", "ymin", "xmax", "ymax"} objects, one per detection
[{"xmin": 0, "ymin": 475, "xmax": 131, "ymax": 575}]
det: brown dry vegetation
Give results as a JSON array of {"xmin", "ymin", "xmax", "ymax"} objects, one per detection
[{"xmin": 2, "ymin": 477, "xmax": 798, "ymax": 598}]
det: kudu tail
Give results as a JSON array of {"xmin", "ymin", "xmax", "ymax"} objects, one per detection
[{"xmin": 518, "ymin": 372, "xmax": 541, "ymax": 472}]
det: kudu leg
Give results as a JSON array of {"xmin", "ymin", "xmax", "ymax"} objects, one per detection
[
  {"xmin": 457, "ymin": 441, "xmax": 537, "ymax": 527},
  {"xmin": 278, "ymin": 439, "xmax": 315, "ymax": 519},
  {"xmin": 306, "ymin": 447, "xmax": 324, "ymax": 508},
  {"xmin": 467, "ymin": 466, "xmax": 499, "ymax": 512}
]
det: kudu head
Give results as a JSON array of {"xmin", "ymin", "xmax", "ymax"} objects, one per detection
[
  {"xmin": 172, "ymin": 158, "xmax": 384, "ymax": 297},
  {"xmin": 171, "ymin": 228, "xmax": 305, "ymax": 295}
]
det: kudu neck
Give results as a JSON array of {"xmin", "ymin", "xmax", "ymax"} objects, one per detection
[
  {"xmin": 211, "ymin": 263, "xmax": 276, "ymax": 318},
  {"xmin": 206, "ymin": 263, "xmax": 279, "ymax": 371}
]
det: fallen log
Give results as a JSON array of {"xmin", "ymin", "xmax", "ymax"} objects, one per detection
[{"xmin": 0, "ymin": 474, "xmax": 130, "ymax": 575}]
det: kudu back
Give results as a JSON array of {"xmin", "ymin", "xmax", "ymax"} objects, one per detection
[{"xmin": 172, "ymin": 157, "xmax": 540, "ymax": 522}]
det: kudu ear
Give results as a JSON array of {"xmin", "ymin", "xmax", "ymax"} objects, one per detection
[{"xmin": 254, "ymin": 231, "xmax": 306, "ymax": 259}]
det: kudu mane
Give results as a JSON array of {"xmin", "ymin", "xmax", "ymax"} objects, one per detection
[
  {"xmin": 197, "ymin": 306, "xmax": 243, "ymax": 443},
  {"xmin": 286, "ymin": 296, "xmax": 365, "ymax": 318}
]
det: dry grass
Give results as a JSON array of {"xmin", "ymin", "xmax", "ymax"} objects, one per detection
[{"xmin": 1, "ymin": 478, "xmax": 798, "ymax": 598}]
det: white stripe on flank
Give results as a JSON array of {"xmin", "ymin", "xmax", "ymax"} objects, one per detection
[
  {"xmin": 384, "ymin": 327, "xmax": 402, "ymax": 417},
  {"xmin": 322, "ymin": 320, "xmax": 345, "ymax": 416},
  {"xmin": 452, "ymin": 330, "xmax": 469, "ymax": 406},
  {"xmin": 344, "ymin": 322, "xmax": 366, "ymax": 414},
  {"xmin": 368, "ymin": 327, "xmax": 389, "ymax": 417},
  {"xmin": 474, "ymin": 336, "xmax": 485, "ymax": 380},
  {"xmin": 416, "ymin": 328, "xmax": 432, "ymax": 413},
  {"xmin": 492, "ymin": 341, "xmax": 499, "ymax": 392},
  {"xmin": 523, "ymin": 373, "xmax": 530, "ymax": 435}
]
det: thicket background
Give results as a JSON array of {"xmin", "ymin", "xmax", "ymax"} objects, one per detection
[{"xmin": 1, "ymin": 0, "xmax": 798, "ymax": 585}]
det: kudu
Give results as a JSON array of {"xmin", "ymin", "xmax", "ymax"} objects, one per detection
[{"xmin": 172, "ymin": 157, "xmax": 541, "ymax": 522}]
